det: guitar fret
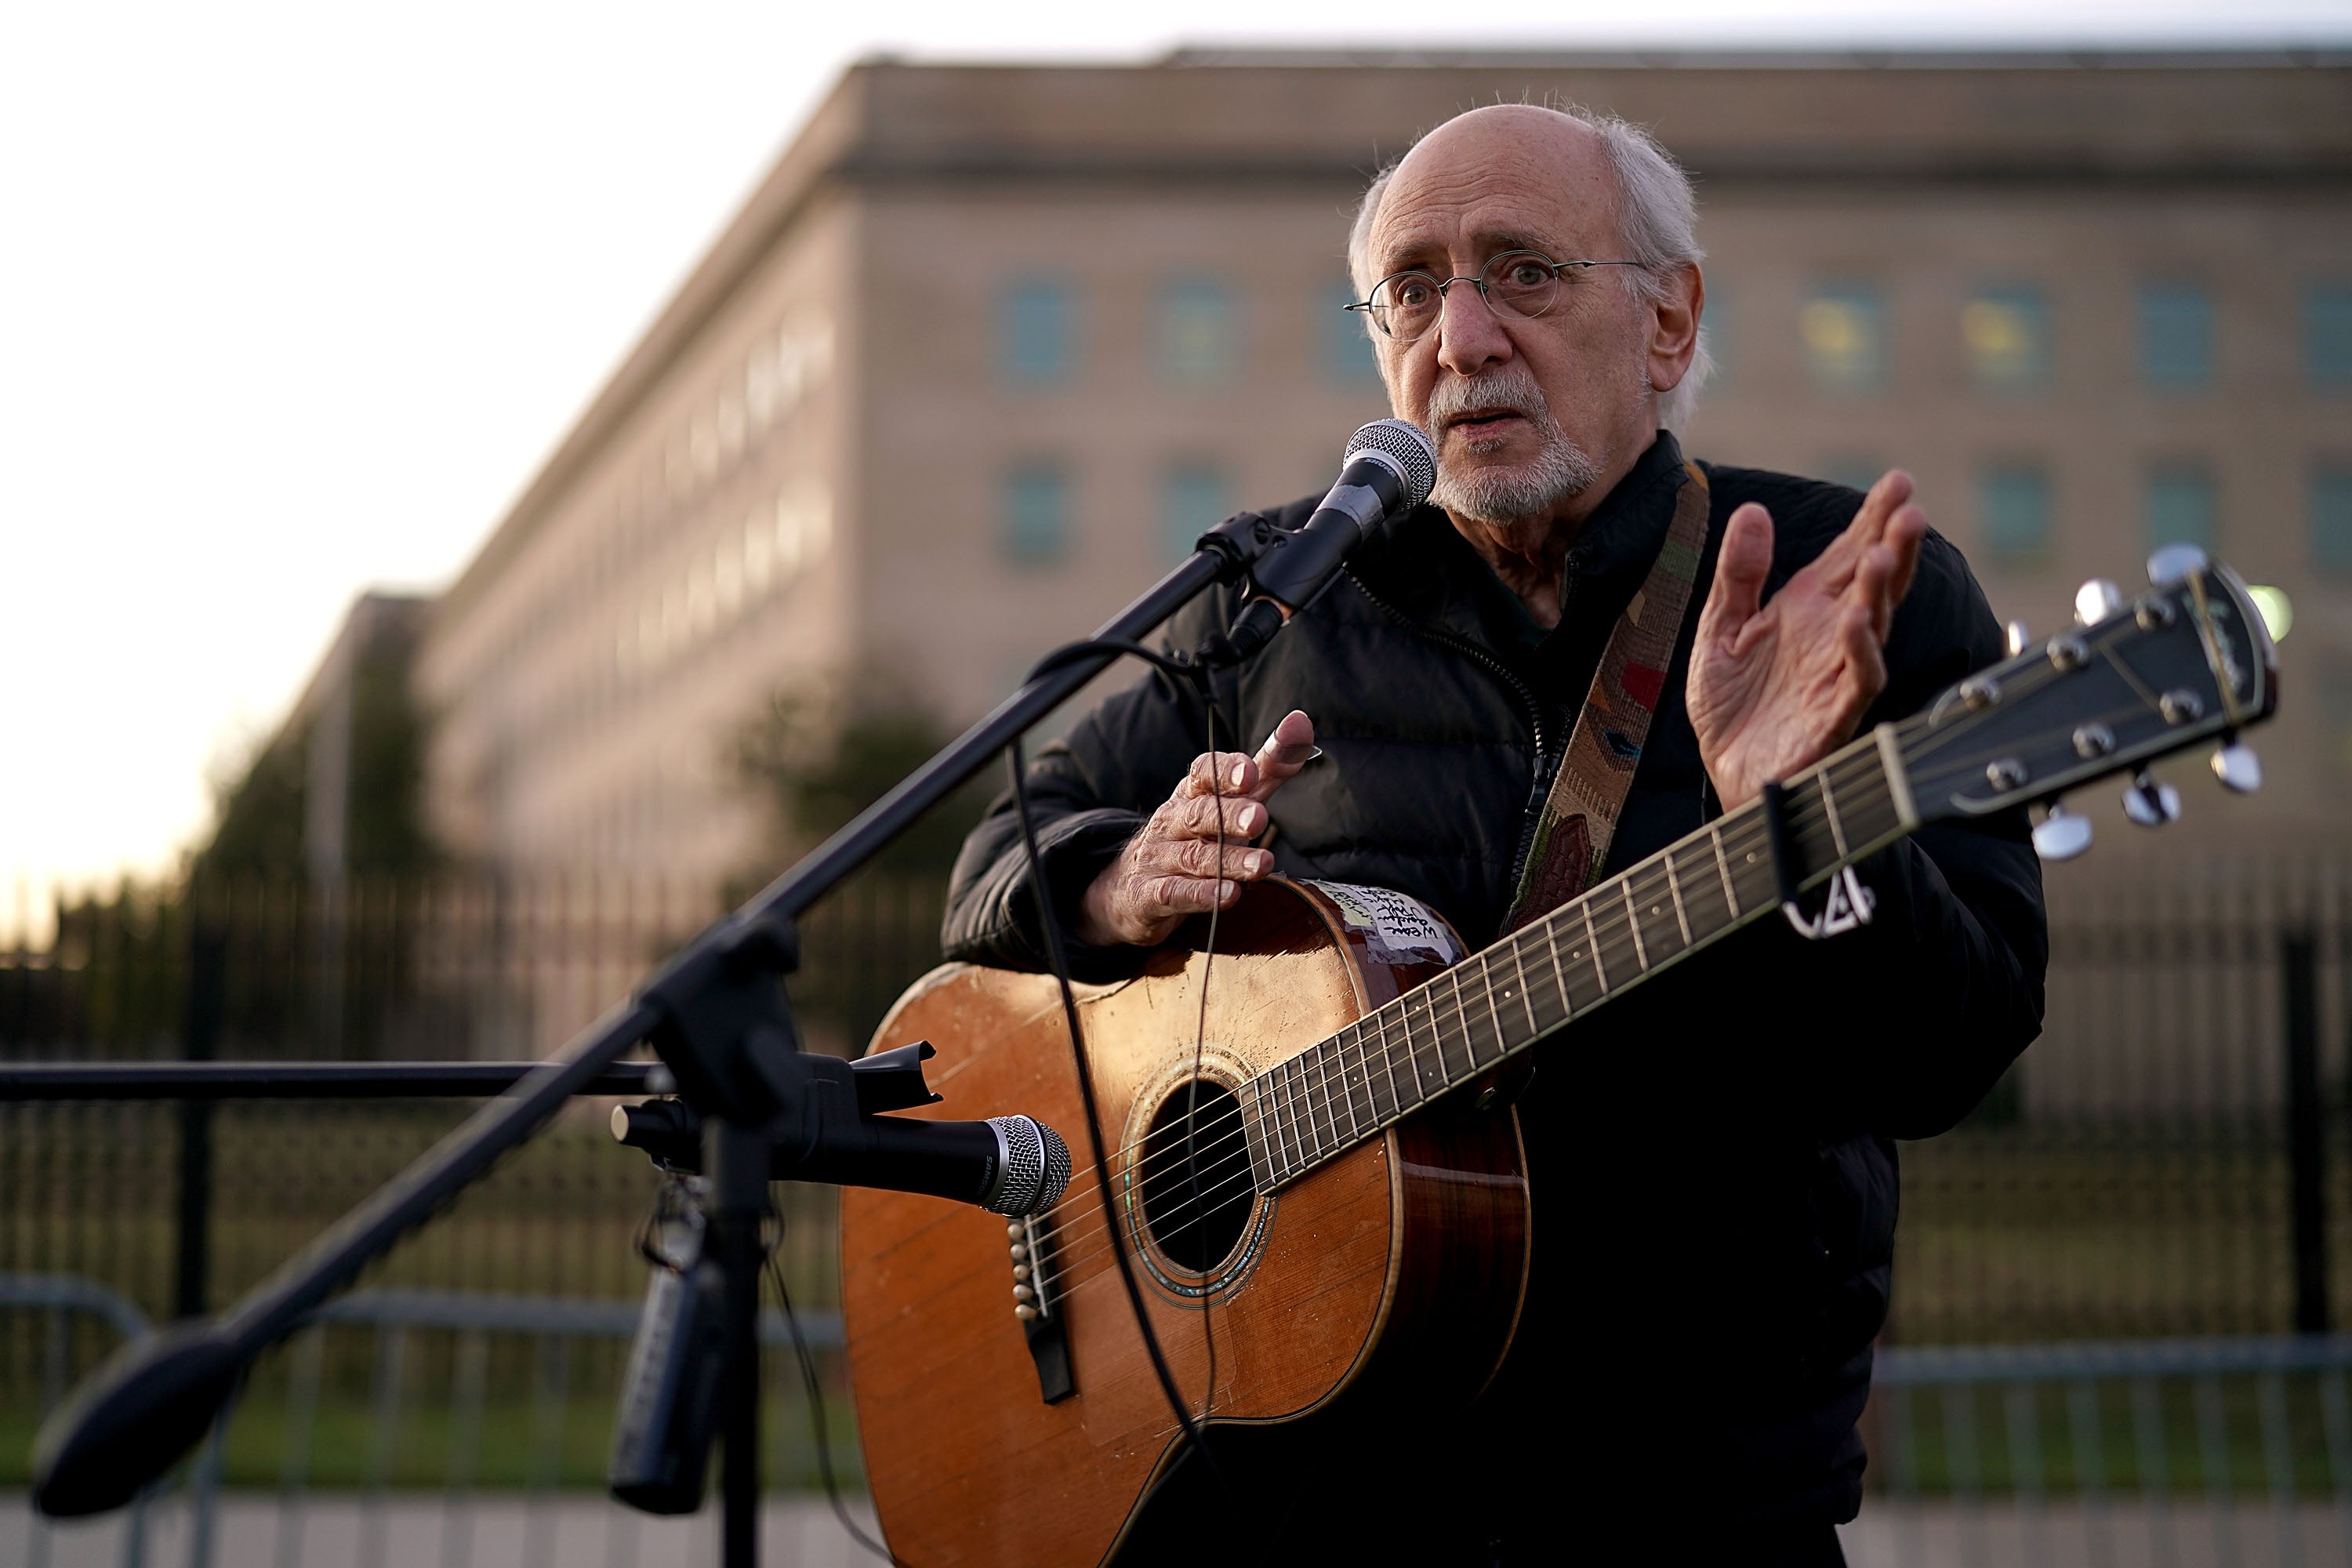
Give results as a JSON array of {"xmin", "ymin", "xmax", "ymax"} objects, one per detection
[
  {"xmin": 1819, "ymin": 772, "xmax": 1849, "ymax": 858},
  {"xmin": 1270, "ymin": 1060, "xmax": 1301, "ymax": 1176},
  {"xmin": 1387, "ymin": 1004, "xmax": 1425, "ymax": 1103},
  {"xmin": 1665, "ymin": 851, "xmax": 1693, "ymax": 946},
  {"xmin": 1475, "ymin": 960, "xmax": 1507, "ymax": 1063},
  {"xmin": 1347, "ymin": 1027, "xmax": 1379, "ymax": 1130},
  {"xmin": 1374, "ymin": 1015, "xmax": 1403, "ymax": 1122},
  {"xmin": 1433, "ymin": 982, "xmax": 1470, "ymax": 1081},
  {"xmin": 1582, "ymin": 899, "xmax": 1610, "ymax": 993},
  {"xmin": 1312, "ymin": 1046, "xmax": 1346, "ymax": 1147},
  {"xmin": 1548, "ymin": 929, "xmax": 1575, "ymax": 1020},
  {"xmin": 1711, "ymin": 826, "xmax": 1741, "ymax": 918},
  {"xmin": 1509, "ymin": 939, "xmax": 1540, "ymax": 1037},
  {"xmin": 1239, "ymin": 1080, "xmax": 1272, "ymax": 1187},
  {"xmin": 1621, "ymin": 880, "xmax": 1648, "ymax": 971},
  {"xmin": 1290, "ymin": 1055, "xmax": 1322, "ymax": 1163}
]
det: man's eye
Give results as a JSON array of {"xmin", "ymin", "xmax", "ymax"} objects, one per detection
[
  {"xmin": 1504, "ymin": 262, "xmax": 1550, "ymax": 289},
  {"xmin": 1392, "ymin": 280, "xmax": 1434, "ymax": 308}
]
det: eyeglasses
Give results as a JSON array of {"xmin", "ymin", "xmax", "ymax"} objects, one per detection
[{"xmin": 1346, "ymin": 249, "xmax": 1646, "ymax": 343}]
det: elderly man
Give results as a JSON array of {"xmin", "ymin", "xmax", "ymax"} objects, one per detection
[{"xmin": 945, "ymin": 103, "xmax": 2045, "ymax": 1565}]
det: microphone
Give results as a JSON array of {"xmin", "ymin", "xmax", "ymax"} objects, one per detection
[
  {"xmin": 1210, "ymin": 418, "xmax": 1438, "ymax": 665},
  {"xmin": 611, "ymin": 1100, "xmax": 1073, "ymax": 1217}
]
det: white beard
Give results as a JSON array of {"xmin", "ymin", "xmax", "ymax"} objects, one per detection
[{"xmin": 1422, "ymin": 367, "xmax": 1606, "ymax": 526}]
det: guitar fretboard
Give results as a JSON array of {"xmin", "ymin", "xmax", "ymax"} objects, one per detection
[{"xmin": 1235, "ymin": 727, "xmax": 1916, "ymax": 1192}]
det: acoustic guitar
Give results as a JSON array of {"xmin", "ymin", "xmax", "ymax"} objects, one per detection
[{"xmin": 840, "ymin": 561, "xmax": 2277, "ymax": 1566}]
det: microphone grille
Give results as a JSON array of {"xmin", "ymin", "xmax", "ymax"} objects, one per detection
[
  {"xmin": 1345, "ymin": 419, "xmax": 1439, "ymax": 511},
  {"xmin": 985, "ymin": 1116, "xmax": 1073, "ymax": 1216}
]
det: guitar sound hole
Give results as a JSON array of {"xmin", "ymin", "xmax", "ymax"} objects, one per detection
[{"xmin": 1138, "ymin": 1080, "xmax": 1254, "ymax": 1274}]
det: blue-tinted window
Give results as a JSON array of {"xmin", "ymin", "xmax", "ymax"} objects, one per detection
[
  {"xmin": 1000, "ymin": 281, "xmax": 1073, "ymax": 385},
  {"xmin": 2313, "ymin": 466, "xmax": 2352, "ymax": 574},
  {"xmin": 2138, "ymin": 283, "xmax": 2212, "ymax": 392},
  {"xmin": 1000, "ymin": 463, "xmax": 1069, "ymax": 566},
  {"xmin": 2307, "ymin": 285, "xmax": 2352, "ymax": 390},
  {"xmin": 2145, "ymin": 464, "xmax": 2217, "ymax": 554},
  {"xmin": 1980, "ymin": 466, "xmax": 2052, "ymax": 566},
  {"xmin": 1161, "ymin": 464, "xmax": 1232, "ymax": 561},
  {"xmin": 1323, "ymin": 280, "xmax": 1380, "ymax": 384},
  {"xmin": 1799, "ymin": 282, "xmax": 1888, "ymax": 394},
  {"xmin": 1160, "ymin": 280, "xmax": 1237, "ymax": 385},
  {"xmin": 1963, "ymin": 285, "xmax": 2051, "ymax": 392}
]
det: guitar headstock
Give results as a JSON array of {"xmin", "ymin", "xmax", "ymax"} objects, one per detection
[{"xmin": 1898, "ymin": 551, "xmax": 2279, "ymax": 854}]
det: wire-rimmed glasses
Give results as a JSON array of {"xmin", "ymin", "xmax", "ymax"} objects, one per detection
[{"xmin": 1346, "ymin": 249, "xmax": 1645, "ymax": 343}]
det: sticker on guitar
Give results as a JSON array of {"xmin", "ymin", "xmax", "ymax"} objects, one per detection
[{"xmin": 1303, "ymin": 880, "xmax": 1461, "ymax": 967}]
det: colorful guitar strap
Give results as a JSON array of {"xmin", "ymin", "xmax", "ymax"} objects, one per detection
[{"xmin": 1499, "ymin": 461, "xmax": 1711, "ymax": 936}]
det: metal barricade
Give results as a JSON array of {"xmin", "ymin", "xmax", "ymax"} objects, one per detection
[{"xmin": 1, "ymin": 1274, "xmax": 856, "ymax": 1568}]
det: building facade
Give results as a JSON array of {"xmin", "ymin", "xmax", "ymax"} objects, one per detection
[{"xmin": 408, "ymin": 52, "xmax": 2352, "ymax": 891}]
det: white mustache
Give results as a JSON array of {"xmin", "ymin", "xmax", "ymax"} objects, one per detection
[{"xmin": 1425, "ymin": 367, "xmax": 1551, "ymax": 429}]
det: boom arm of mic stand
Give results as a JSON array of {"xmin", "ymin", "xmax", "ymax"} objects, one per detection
[{"xmin": 31, "ymin": 528, "xmax": 1265, "ymax": 1520}]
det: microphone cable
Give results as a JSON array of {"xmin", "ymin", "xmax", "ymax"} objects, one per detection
[{"xmin": 1008, "ymin": 634, "xmax": 1233, "ymax": 1494}]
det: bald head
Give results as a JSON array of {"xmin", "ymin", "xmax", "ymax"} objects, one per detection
[{"xmin": 1345, "ymin": 101, "xmax": 1711, "ymax": 436}]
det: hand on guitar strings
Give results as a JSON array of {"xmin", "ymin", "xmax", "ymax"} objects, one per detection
[
  {"xmin": 1688, "ymin": 467, "xmax": 1928, "ymax": 811},
  {"xmin": 1073, "ymin": 709, "xmax": 1318, "ymax": 948}
]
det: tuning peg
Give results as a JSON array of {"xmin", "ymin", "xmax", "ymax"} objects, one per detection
[
  {"xmin": 2004, "ymin": 619, "xmax": 2031, "ymax": 658},
  {"xmin": 2210, "ymin": 743, "xmax": 2263, "ymax": 794},
  {"xmin": 2122, "ymin": 771, "xmax": 2183, "ymax": 828},
  {"xmin": 2032, "ymin": 804, "xmax": 2093, "ymax": 862},
  {"xmin": 2146, "ymin": 543, "xmax": 2209, "ymax": 584},
  {"xmin": 2074, "ymin": 579, "xmax": 2123, "ymax": 626}
]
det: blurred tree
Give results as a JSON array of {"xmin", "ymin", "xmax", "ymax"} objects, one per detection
[{"xmin": 734, "ymin": 684, "xmax": 992, "ymax": 878}]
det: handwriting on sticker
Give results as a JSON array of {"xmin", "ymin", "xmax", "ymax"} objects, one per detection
[{"xmin": 1305, "ymin": 880, "xmax": 1459, "ymax": 965}]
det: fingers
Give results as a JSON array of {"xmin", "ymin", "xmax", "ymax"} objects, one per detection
[
  {"xmin": 1251, "ymin": 710, "xmax": 1318, "ymax": 793},
  {"xmin": 1833, "ymin": 600, "xmax": 1889, "ymax": 735},
  {"xmin": 1697, "ymin": 502, "xmax": 1773, "ymax": 651},
  {"xmin": 1157, "ymin": 793, "xmax": 1269, "ymax": 844},
  {"xmin": 1846, "ymin": 503, "xmax": 1928, "ymax": 644},
  {"xmin": 1179, "ymin": 749, "xmax": 1259, "ymax": 800}
]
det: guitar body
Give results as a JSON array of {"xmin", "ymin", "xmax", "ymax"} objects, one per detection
[{"xmin": 840, "ymin": 878, "xmax": 1531, "ymax": 1566}]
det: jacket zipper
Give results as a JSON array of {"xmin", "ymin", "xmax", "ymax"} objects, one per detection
[{"xmin": 1341, "ymin": 564, "xmax": 1564, "ymax": 892}]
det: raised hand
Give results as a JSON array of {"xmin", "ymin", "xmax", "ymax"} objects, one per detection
[
  {"xmin": 1688, "ymin": 471, "xmax": 1928, "ymax": 811},
  {"xmin": 1073, "ymin": 710, "xmax": 1317, "ymax": 947}
]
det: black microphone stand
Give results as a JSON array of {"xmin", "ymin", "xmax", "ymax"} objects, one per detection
[{"xmin": 28, "ymin": 507, "xmax": 1288, "ymax": 1568}]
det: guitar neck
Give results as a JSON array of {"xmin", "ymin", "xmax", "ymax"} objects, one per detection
[{"xmin": 1237, "ymin": 724, "xmax": 1921, "ymax": 1192}]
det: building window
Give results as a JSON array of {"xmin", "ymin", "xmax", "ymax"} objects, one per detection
[
  {"xmin": 1324, "ymin": 279, "xmax": 1380, "ymax": 384},
  {"xmin": 1962, "ymin": 285, "xmax": 2050, "ymax": 392},
  {"xmin": 2307, "ymin": 285, "xmax": 2352, "ymax": 390},
  {"xmin": 1161, "ymin": 463, "xmax": 1232, "ymax": 561},
  {"xmin": 1001, "ymin": 464, "xmax": 1070, "ymax": 566},
  {"xmin": 1000, "ymin": 281, "xmax": 1073, "ymax": 385},
  {"xmin": 2145, "ymin": 463, "xmax": 2218, "ymax": 555},
  {"xmin": 1160, "ymin": 280, "xmax": 1238, "ymax": 386},
  {"xmin": 2139, "ymin": 282, "xmax": 2213, "ymax": 392},
  {"xmin": 1798, "ymin": 282, "xmax": 1888, "ymax": 394},
  {"xmin": 1980, "ymin": 465, "xmax": 2052, "ymax": 567},
  {"xmin": 2313, "ymin": 466, "xmax": 2352, "ymax": 574}
]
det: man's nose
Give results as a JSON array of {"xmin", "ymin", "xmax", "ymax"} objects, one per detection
[{"xmin": 1433, "ymin": 281, "xmax": 1512, "ymax": 376}]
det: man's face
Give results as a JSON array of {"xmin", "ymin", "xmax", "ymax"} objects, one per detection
[{"xmin": 1364, "ymin": 107, "xmax": 1662, "ymax": 528}]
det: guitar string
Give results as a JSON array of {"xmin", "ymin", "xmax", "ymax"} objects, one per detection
[
  {"xmin": 1026, "ymin": 754, "xmax": 1882, "ymax": 1288},
  {"xmin": 1040, "ymin": 735, "xmax": 1881, "ymax": 1207},
  {"xmin": 1036, "ymin": 674, "xmax": 2161, "ymax": 1290},
  {"xmin": 1032, "ymin": 610, "xmax": 2186, "ymax": 1287},
  {"xmin": 1027, "ymin": 739, "xmax": 1880, "ymax": 1247}
]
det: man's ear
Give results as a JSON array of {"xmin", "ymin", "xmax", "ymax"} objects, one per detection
[{"xmin": 1648, "ymin": 263, "xmax": 1703, "ymax": 393}]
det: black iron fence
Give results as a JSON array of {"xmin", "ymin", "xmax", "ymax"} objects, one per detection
[{"xmin": 2, "ymin": 853, "xmax": 2348, "ymax": 1541}]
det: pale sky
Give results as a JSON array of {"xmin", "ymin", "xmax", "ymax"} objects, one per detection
[{"xmin": 4, "ymin": 0, "xmax": 2346, "ymax": 938}]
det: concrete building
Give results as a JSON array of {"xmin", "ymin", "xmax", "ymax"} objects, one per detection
[{"xmin": 408, "ymin": 51, "xmax": 2352, "ymax": 889}]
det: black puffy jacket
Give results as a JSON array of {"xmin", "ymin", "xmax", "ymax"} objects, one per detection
[{"xmin": 943, "ymin": 432, "xmax": 2046, "ymax": 1544}]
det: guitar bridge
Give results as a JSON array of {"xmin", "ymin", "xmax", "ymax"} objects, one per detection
[{"xmin": 1008, "ymin": 1214, "xmax": 1073, "ymax": 1403}]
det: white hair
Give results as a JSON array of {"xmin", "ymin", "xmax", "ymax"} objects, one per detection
[{"xmin": 1346, "ymin": 103, "xmax": 1714, "ymax": 434}]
